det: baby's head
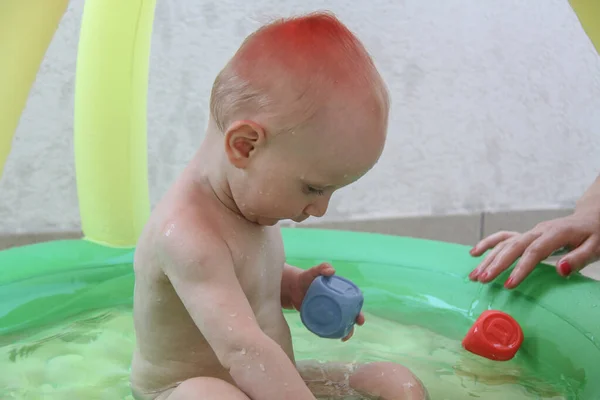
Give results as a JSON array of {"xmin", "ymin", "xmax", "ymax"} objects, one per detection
[{"xmin": 207, "ymin": 12, "xmax": 389, "ymax": 226}]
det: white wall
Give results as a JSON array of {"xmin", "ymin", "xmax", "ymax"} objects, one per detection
[{"xmin": 1, "ymin": 0, "xmax": 599, "ymax": 234}]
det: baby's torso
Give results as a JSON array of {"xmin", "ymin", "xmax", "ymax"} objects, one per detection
[{"xmin": 130, "ymin": 186, "xmax": 294, "ymax": 393}]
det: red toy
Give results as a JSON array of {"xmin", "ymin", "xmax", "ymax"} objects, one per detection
[{"xmin": 462, "ymin": 310, "xmax": 524, "ymax": 361}]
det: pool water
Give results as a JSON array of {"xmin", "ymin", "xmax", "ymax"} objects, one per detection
[{"xmin": 1, "ymin": 306, "xmax": 569, "ymax": 400}]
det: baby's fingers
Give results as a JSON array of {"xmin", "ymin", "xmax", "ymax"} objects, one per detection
[
  {"xmin": 558, "ymin": 237, "xmax": 600, "ymax": 277},
  {"xmin": 470, "ymin": 231, "xmax": 519, "ymax": 256},
  {"xmin": 308, "ymin": 262, "xmax": 335, "ymax": 277},
  {"xmin": 342, "ymin": 313, "xmax": 365, "ymax": 342},
  {"xmin": 342, "ymin": 327, "xmax": 354, "ymax": 342},
  {"xmin": 356, "ymin": 312, "xmax": 365, "ymax": 326}
]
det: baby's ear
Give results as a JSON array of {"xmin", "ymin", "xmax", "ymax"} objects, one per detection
[{"xmin": 224, "ymin": 120, "xmax": 266, "ymax": 168}]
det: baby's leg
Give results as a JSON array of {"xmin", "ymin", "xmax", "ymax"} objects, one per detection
[
  {"xmin": 297, "ymin": 360, "xmax": 429, "ymax": 400},
  {"xmin": 133, "ymin": 377, "xmax": 250, "ymax": 400}
]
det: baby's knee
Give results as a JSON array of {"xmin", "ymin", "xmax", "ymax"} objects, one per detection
[
  {"xmin": 349, "ymin": 362, "xmax": 428, "ymax": 400},
  {"xmin": 164, "ymin": 377, "xmax": 250, "ymax": 400}
]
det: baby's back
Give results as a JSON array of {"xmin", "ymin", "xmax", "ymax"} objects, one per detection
[{"xmin": 130, "ymin": 177, "xmax": 294, "ymax": 396}]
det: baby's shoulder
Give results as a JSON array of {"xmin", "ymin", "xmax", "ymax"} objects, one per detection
[
  {"xmin": 162, "ymin": 213, "xmax": 227, "ymax": 257},
  {"xmin": 141, "ymin": 187, "xmax": 240, "ymax": 276}
]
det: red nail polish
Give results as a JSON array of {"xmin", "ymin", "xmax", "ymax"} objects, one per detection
[
  {"xmin": 504, "ymin": 277, "xmax": 513, "ymax": 289},
  {"xmin": 558, "ymin": 260, "xmax": 572, "ymax": 276},
  {"xmin": 469, "ymin": 269, "xmax": 479, "ymax": 279},
  {"xmin": 479, "ymin": 272, "xmax": 488, "ymax": 281}
]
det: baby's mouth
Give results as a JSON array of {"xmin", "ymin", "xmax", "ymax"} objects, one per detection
[{"xmin": 292, "ymin": 215, "xmax": 309, "ymax": 223}]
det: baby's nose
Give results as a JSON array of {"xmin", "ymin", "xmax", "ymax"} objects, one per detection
[{"xmin": 305, "ymin": 197, "xmax": 330, "ymax": 218}]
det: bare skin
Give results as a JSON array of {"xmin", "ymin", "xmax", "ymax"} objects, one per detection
[
  {"xmin": 130, "ymin": 12, "xmax": 428, "ymax": 400},
  {"xmin": 469, "ymin": 174, "xmax": 600, "ymax": 288},
  {"xmin": 130, "ymin": 119, "xmax": 428, "ymax": 399}
]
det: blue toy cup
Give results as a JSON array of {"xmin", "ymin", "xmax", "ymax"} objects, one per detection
[{"xmin": 300, "ymin": 275, "xmax": 364, "ymax": 339}]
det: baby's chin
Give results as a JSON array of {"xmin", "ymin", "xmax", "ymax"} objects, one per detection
[
  {"xmin": 254, "ymin": 215, "xmax": 308, "ymax": 226},
  {"xmin": 245, "ymin": 214, "xmax": 283, "ymax": 226},
  {"xmin": 291, "ymin": 215, "xmax": 309, "ymax": 223},
  {"xmin": 240, "ymin": 208, "xmax": 308, "ymax": 226},
  {"xmin": 255, "ymin": 217, "xmax": 280, "ymax": 226}
]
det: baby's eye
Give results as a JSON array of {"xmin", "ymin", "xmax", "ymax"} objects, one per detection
[{"xmin": 306, "ymin": 185, "xmax": 325, "ymax": 196}]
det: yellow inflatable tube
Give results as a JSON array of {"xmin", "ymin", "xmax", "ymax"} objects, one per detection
[
  {"xmin": 570, "ymin": 0, "xmax": 600, "ymax": 55},
  {"xmin": 74, "ymin": 0, "xmax": 157, "ymax": 247},
  {"xmin": 0, "ymin": 0, "xmax": 69, "ymax": 178}
]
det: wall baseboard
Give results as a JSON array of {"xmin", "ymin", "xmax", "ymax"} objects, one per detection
[
  {"xmin": 0, "ymin": 231, "xmax": 83, "ymax": 251},
  {"xmin": 282, "ymin": 208, "xmax": 574, "ymax": 246}
]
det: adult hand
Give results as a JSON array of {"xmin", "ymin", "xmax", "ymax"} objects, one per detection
[{"xmin": 468, "ymin": 209, "xmax": 600, "ymax": 289}]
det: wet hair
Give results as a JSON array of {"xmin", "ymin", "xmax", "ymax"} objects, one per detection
[{"xmin": 209, "ymin": 11, "xmax": 389, "ymax": 134}]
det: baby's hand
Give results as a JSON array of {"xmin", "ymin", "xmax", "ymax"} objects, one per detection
[
  {"xmin": 290, "ymin": 263, "xmax": 365, "ymax": 341},
  {"xmin": 289, "ymin": 262, "xmax": 335, "ymax": 311},
  {"xmin": 468, "ymin": 210, "xmax": 600, "ymax": 289}
]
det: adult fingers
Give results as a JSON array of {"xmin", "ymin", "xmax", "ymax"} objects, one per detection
[
  {"xmin": 503, "ymin": 230, "xmax": 574, "ymax": 288},
  {"xmin": 557, "ymin": 236, "xmax": 600, "ymax": 276},
  {"xmin": 469, "ymin": 240, "xmax": 511, "ymax": 280},
  {"xmin": 470, "ymin": 231, "xmax": 520, "ymax": 256},
  {"xmin": 477, "ymin": 231, "xmax": 541, "ymax": 283}
]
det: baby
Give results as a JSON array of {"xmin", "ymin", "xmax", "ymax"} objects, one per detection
[{"xmin": 130, "ymin": 12, "xmax": 428, "ymax": 400}]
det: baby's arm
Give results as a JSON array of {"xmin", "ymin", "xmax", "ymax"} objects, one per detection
[
  {"xmin": 281, "ymin": 264, "xmax": 303, "ymax": 310},
  {"xmin": 161, "ymin": 232, "xmax": 316, "ymax": 400}
]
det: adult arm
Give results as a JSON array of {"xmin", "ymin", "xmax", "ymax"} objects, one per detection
[{"xmin": 469, "ymin": 174, "xmax": 600, "ymax": 288}]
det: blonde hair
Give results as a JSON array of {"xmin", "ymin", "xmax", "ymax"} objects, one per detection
[{"xmin": 209, "ymin": 11, "xmax": 389, "ymax": 134}]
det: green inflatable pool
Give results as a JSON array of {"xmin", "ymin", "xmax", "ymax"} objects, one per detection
[{"xmin": 1, "ymin": 228, "xmax": 598, "ymax": 399}]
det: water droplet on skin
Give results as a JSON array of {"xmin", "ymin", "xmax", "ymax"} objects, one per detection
[
  {"xmin": 229, "ymin": 312, "xmax": 237, "ymax": 317},
  {"xmin": 227, "ymin": 326, "xmax": 232, "ymax": 331},
  {"xmin": 165, "ymin": 224, "xmax": 175, "ymax": 237},
  {"xmin": 241, "ymin": 348, "xmax": 247, "ymax": 355},
  {"xmin": 259, "ymin": 364, "xmax": 265, "ymax": 372}
]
